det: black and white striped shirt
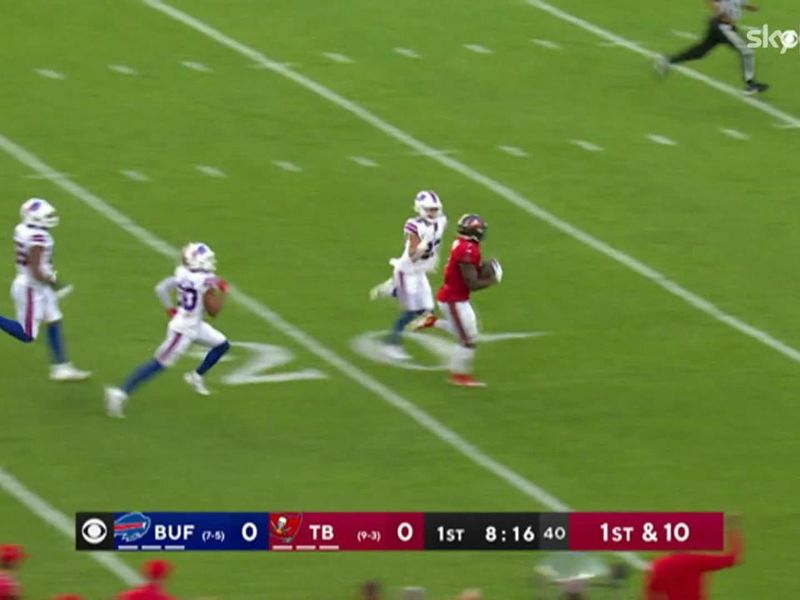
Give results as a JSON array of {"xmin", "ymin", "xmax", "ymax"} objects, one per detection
[{"xmin": 716, "ymin": 0, "xmax": 744, "ymax": 22}]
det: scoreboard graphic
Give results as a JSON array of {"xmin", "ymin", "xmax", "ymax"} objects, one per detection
[{"xmin": 76, "ymin": 512, "xmax": 725, "ymax": 552}]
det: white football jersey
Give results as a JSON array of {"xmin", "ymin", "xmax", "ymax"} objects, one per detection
[
  {"xmin": 717, "ymin": 0, "xmax": 743, "ymax": 21},
  {"xmin": 396, "ymin": 215, "xmax": 448, "ymax": 273},
  {"xmin": 168, "ymin": 265, "xmax": 221, "ymax": 335},
  {"xmin": 13, "ymin": 223, "xmax": 55, "ymax": 287}
]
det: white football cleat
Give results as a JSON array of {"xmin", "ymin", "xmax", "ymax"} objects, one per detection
[
  {"xmin": 383, "ymin": 344, "xmax": 411, "ymax": 361},
  {"xmin": 104, "ymin": 387, "xmax": 128, "ymax": 418},
  {"xmin": 369, "ymin": 278, "xmax": 395, "ymax": 301},
  {"xmin": 184, "ymin": 371, "xmax": 211, "ymax": 396},
  {"xmin": 49, "ymin": 362, "xmax": 92, "ymax": 382}
]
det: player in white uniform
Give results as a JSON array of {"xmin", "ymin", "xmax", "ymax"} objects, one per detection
[
  {"xmin": 369, "ymin": 191, "xmax": 448, "ymax": 360},
  {"xmin": 104, "ymin": 242, "xmax": 231, "ymax": 418},
  {"xmin": 0, "ymin": 199, "xmax": 91, "ymax": 381}
]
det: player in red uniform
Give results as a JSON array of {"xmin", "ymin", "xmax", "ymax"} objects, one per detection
[
  {"xmin": 0, "ymin": 545, "xmax": 25, "ymax": 600},
  {"xmin": 644, "ymin": 515, "xmax": 743, "ymax": 600},
  {"xmin": 116, "ymin": 560, "xmax": 176, "ymax": 600},
  {"xmin": 436, "ymin": 214, "xmax": 501, "ymax": 387}
]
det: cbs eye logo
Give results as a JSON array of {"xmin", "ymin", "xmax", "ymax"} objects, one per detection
[{"xmin": 81, "ymin": 518, "xmax": 108, "ymax": 545}]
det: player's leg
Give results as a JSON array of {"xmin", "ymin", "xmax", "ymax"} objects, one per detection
[
  {"xmin": 369, "ymin": 277, "xmax": 397, "ymax": 301},
  {"xmin": 406, "ymin": 275, "xmax": 439, "ymax": 331},
  {"xmin": 1, "ymin": 282, "xmax": 35, "ymax": 343},
  {"xmin": 104, "ymin": 328, "xmax": 191, "ymax": 417},
  {"xmin": 370, "ymin": 259, "xmax": 401, "ymax": 300},
  {"xmin": 385, "ymin": 271, "xmax": 424, "ymax": 359},
  {"xmin": 42, "ymin": 289, "xmax": 91, "ymax": 381},
  {"xmin": 658, "ymin": 18, "xmax": 721, "ymax": 74},
  {"xmin": 718, "ymin": 23, "xmax": 767, "ymax": 93},
  {"xmin": 183, "ymin": 323, "xmax": 230, "ymax": 396},
  {"xmin": 442, "ymin": 301, "xmax": 484, "ymax": 387}
]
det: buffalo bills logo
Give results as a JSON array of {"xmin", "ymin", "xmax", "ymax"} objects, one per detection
[
  {"xmin": 269, "ymin": 513, "xmax": 303, "ymax": 543},
  {"xmin": 28, "ymin": 201, "xmax": 41, "ymax": 211},
  {"xmin": 114, "ymin": 512, "xmax": 152, "ymax": 543}
]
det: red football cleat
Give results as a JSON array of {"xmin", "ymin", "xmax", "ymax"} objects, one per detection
[{"xmin": 448, "ymin": 373, "xmax": 487, "ymax": 388}]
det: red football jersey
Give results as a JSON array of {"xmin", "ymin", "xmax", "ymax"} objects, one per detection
[
  {"xmin": 437, "ymin": 238, "xmax": 481, "ymax": 303},
  {"xmin": 644, "ymin": 530, "xmax": 742, "ymax": 600}
]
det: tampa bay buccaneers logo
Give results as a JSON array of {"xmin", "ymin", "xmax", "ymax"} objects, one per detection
[{"xmin": 269, "ymin": 513, "xmax": 303, "ymax": 543}]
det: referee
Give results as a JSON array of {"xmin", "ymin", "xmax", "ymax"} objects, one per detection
[{"xmin": 656, "ymin": 0, "xmax": 768, "ymax": 94}]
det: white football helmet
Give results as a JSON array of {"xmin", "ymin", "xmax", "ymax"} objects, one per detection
[
  {"xmin": 20, "ymin": 198, "xmax": 59, "ymax": 229},
  {"xmin": 413, "ymin": 190, "xmax": 442, "ymax": 222},
  {"xmin": 182, "ymin": 242, "xmax": 217, "ymax": 272}
]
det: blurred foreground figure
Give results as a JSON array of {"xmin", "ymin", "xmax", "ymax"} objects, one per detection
[
  {"xmin": 117, "ymin": 559, "xmax": 176, "ymax": 600},
  {"xmin": 644, "ymin": 515, "xmax": 743, "ymax": 600}
]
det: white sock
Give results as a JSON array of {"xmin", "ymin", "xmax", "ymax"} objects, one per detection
[
  {"xmin": 434, "ymin": 319, "xmax": 457, "ymax": 337},
  {"xmin": 451, "ymin": 345, "xmax": 475, "ymax": 374}
]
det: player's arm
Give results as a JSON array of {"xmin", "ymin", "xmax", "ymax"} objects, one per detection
[
  {"xmin": 458, "ymin": 261, "xmax": 495, "ymax": 291},
  {"xmin": 690, "ymin": 519, "xmax": 744, "ymax": 572},
  {"xmin": 407, "ymin": 231, "xmax": 434, "ymax": 262},
  {"xmin": 28, "ymin": 245, "xmax": 59, "ymax": 287},
  {"xmin": 155, "ymin": 276, "xmax": 178, "ymax": 317},
  {"xmin": 203, "ymin": 279, "xmax": 229, "ymax": 317},
  {"xmin": 154, "ymin": 276, "xmax": 177, "ymax": 308}
]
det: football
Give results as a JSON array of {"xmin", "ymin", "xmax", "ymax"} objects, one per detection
[{"xmin": 479, "ymin": 262, "xmax": 495, "ymax": 278}]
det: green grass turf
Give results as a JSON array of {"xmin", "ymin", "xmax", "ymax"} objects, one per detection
[{"xmin": 2, "ymin": 0, "xmax": 800, "ymax": 598}]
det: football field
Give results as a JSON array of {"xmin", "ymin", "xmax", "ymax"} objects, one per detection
[{"xmin": 2, "ymin": 0, "xmax": 800, "ymax": 597}]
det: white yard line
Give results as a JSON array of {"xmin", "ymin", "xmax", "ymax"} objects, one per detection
[
  {"xmin": 349, "ymin": 156, "xmax": 380, "ymax": 167},
  {"xmin": 24, "ymin": 171, "xmax": 73, "ymax": 180},
  {"xmin": 524, "ymin": 0, "xmax": 800, "ymax": 128},
  {"xmin": 109, "ymin": 64, "xmax": 138, "ymax": 75},
  {"xmin": 531, "ymin": 38, "xmax": 562, "ymax": 50},
  {"xmin": 720, "ymin": 127, "xmax": 750, "ymax": 141},
  {"xmin": 570, "ymin": 139, "xmax": 603, "ymax": 152},
  {"xmin": 35, "ymin": 69, "xmax": 66, "ymax": 80},
  {"xmin": 141, "ymin": 0, "xmax": 800, "ymax": 371},
  {"xmin": 181, "ymin": 60, "xmax": 212, "ymax": 72},
  {"xmin": 322, "ymin": 52, "xmax": 353, "ymax": 64},
  {"xmin": 647, "ymin": 134, "xmax": 677, "ymax": 146},
  {"xmin": 273, "ymin": 160, "xmax": 302, "ymax": 172},
  {"xmin": 497, "ymin": 145, "xmax": 528, "ymax": 157},
  {"xmin": 0, "ymin": 467, "xmax": 143, "ymax": 585},
  {"xmin": 195, "ymin": 164, "xmax": 227, "ymax": 177},
  {"xmin": 120, "ymin": 169, "xmax": 151, "ymax": 182},
  {"xmin": 463, "ymin": 44, "xmax": 493, "ymax": 54},
  {"xmin": 0, "ymin": 129, "xmax": 646, "ymax": 573},
  {"xmin": 393, "ymin": 47, "xmax": 422, "ymax": 59}
]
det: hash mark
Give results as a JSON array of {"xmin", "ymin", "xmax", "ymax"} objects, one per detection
[
  {"xmin": 109, "ymin": 64, "xmax": 138, "ymax": 75},
  {"xmin": 498, "ymin": 145, "xmax": 528, "ymax": 157},
  {"xmin": 464, "ymin": 44, "xmax": 493, "ymax": 54},
  {"xmin": 195, "ymin": 165, "xmax": 227, "ymax": 177},
  {"xmin": 322, "ymin": 52, "xmax": 353, "ymax": 64},
  {"xmin": 273, "ymin": 160, "xmax": 302, "ymax": 172},
  {"xmin": 181, "ymin": 61, "xmax": 212, "ymax": 72},
  {"xmin": 120, "ymin": 169, "xmax": 151, "ymax": 182},
  {"xmin": 349, "ymin": 156, "xmax": 380, "ymax": 167},
  {"xmin": 720, "ymin": 128, "xmax": 750, "ymax": 141},
  {"xmin": 570, "ymin": 139, "xmax": 604, "ymax": 152},
  {"xmin": 671, "ymin": 30, "xmax": 699, "ymax": 40},
  {"xmin": 531, "ymin": 39, "xmax": 562, "ymax": 50},
  {"xmin": 647, "ymin": 134, "xmax": 677, "ymax": 146},
  {"xmin": 394, "ymin": 47, "xmax": 422, "ymax": 59},
  {"xmin": 35, "ymin": 69, "xmax": 65, "ymax": 80}
]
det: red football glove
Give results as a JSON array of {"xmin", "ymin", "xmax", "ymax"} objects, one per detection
[
  {"xmin": 166, "ymin": 308, "xmax": 177, "ymax": 319},
  {"xmin": 216, "ymin": 278, "xmax": 229, "ymax": 294}
]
